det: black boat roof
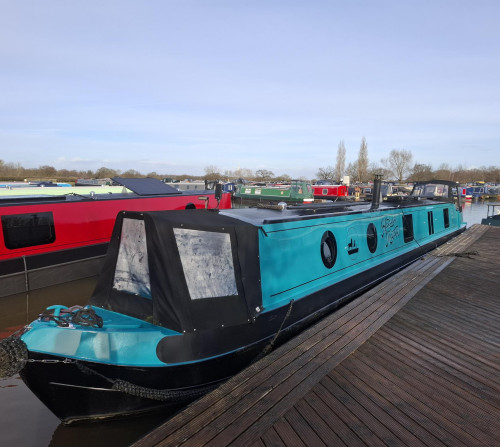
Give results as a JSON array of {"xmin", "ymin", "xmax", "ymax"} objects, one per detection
[{"xmin": 112, "ymin": 177, "xmax": 181, "ymax": 195}]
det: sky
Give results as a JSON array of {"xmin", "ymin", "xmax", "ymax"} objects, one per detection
[{"xmin": 1, "ymin": 0, "xmax": 499, "ymax": 179}]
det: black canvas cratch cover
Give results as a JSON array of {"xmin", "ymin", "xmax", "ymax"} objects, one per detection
[
  {"xmin": 90, "ymin": 210, "xmax": 262, "ymax": 333},
  {"xmin": 112, "ymin": 177, "xmax": 182, "ymax": 195}
]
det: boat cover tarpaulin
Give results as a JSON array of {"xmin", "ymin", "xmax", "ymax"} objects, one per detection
[
  {"xmin": 90, "ymin": 210, "xmax": 262, "ymax": 333},
  {"xmin": 112, "ymin": 177, "xmax": 182, "ymax": 195}
]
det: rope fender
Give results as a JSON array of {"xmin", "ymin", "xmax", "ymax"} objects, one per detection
[
  {"xmin": 76, "ymin": 362, "xmax": 217, "ymax": 402},
  {"xmin": 0, "ymin": 336, "xmax": 28, "ymax": 379}
]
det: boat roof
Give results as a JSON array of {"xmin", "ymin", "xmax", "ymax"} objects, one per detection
[
  {"xmin": 112, "ymin": 177, "xmax": 181, "ymax": 195},
  {"xmin": 220, "ymin": 196, "xmax": 451, "ymax": 226},
  {"xmin": 0, "ymin": 178, "xmax": 212, "ymax": 207}
]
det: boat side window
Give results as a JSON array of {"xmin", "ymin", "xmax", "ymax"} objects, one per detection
[
  {"xmin": 366, "ymin": 223, "xmax": 377, "ymax": 253},
  {"xmin": 443, "ymin": 208, "xmax": 450, "ymax": 228},
  {"xmin": 174, "ymin": 228, "xmax": 238, "ymax": 299},
  {"xmin": 113, "ymin": 218, "xmax": 152, "ymax": 298},
  {"xmin": 403, "ymin": 214, "xmax": 414, "ymax": 243},
  {"xmin": 321, "ymin": 231, "xmax": 337, "ymax": 268},
  {"xmin": 1, "ymin": 212, "xmax": 56, "ymax": 249},
  {"xmin": 428, "ymin": 211, "xmax": 434, "ymax": 235}
]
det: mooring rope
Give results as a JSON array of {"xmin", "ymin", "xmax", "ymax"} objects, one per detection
[{"xmin": 253, "ymin": 299, "xmax": 294, "ymax": 363}]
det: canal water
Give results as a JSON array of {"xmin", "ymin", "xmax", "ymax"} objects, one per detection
[{"xmin": 0, "ymin": 200, "xmax": 491, "ymax": 446}]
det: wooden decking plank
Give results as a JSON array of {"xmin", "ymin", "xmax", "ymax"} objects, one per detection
[
  {"xmin": 394, "ymin": 304, "xmax": 500, "ymax": 361},
  {"xmin": 361, "ymin": 334, "xmax": 500, "ymax": 436},
  {"xmin": 377, "ymin": 325, "xmax": 500, "ymax": 405},
  {"xmin": 282, "ymin": 407, "xmax": 327, "ymax": 447},
  {"xmin": 248, "ymin": 439, "xmax": 266, "ymax": 447},
  {"xmin": 340, "ymin": 352, "xmax": 474, "ymax": 447},
  {"xmin": 287, "ymin": 399, "xmax": 350, "ymax": 447},
  {"xmin": 374, "ymin": 328, "xmax": 500, "ymax": 410},
  {"xmin": 271, "ymin": 418, "xmax": 307, "ymax": 447},
  {"xmin": 308, "ymin": 385, "xmax": 387, "ymax": 447},
  {"xmin": 318, "ymin": 373, "xmax": 425, "ymax": 447},
  {"xmin": 351, "ymin": 350, "xmax": 487, "ymax": 447},
  {"xmin": 387, "ymin": 317, "xmax": 500, "ymax": 387},
  {"xmin": 333, "ymin": 363, "xmax": 449, "ymax": 447},
  {"xmin": 391, "ymin": 309, "xmax": 500, "ymax": 370},
  {"xmin": 258, "ymin": 427, "xmax": 286, "ymax": 447},
  {"xmin": 402, "ymin": 290, "xmax": 500, "ymax": 337},
  {"xmin": 372, "ymin": 330, "xmax": 500, "ymax": 417}
]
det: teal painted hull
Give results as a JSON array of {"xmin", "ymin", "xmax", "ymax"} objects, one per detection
[{"xmin": 255, "ymin": 201, "xmax": 464, "ymax": 313}]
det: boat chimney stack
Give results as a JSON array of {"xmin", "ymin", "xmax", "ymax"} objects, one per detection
[{"xmin": 371, "ymin": 174, "xmax": 382, "ymax": 210}]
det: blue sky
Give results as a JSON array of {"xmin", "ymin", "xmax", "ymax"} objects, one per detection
[{"xmin": 1, "ymin": 0, "xmax": 498, "ymax": 179}]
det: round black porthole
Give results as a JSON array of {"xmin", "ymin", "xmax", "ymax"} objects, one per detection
[
  {"xmin": 367, "ymin": 223, "xmax": 377, "ymax": 253},
  {"xmin": 321, "ymin": 231, "xmax": 337, "ymax": 269}
]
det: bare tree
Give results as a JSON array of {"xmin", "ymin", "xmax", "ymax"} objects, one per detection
[
  {"xmin": 357, "ymin": 137, "xmax": 369, "ymax": 182},
  {"xmin": 434, "ymin": 163, "xmax": 452, "ymax": 181},
  {"xmin": 334, "ymin": 140, "xmax": 346, "ymax": 182},
  {"xmin": 381, "ymin": 149, "xmax": 413, "ymax": 182},
  {"xmin": 255, "ymin": 169, "xmax": 274, "ymax": 181},
  {"xmin": 345, "ymin": 161, "xmax": 358, "ymax": 182},
  {"xmin": 316, "ymin": 166, "xmax": 334, "ymax": 180},
  {"xmin": 96, "ymin": 167, "xmax": 119, "ymax": 179},
  {"xmin": 274, "ymin": 173, "xmax": 292, "ymax": 183},
  {"xmin": 204, "ymin": 165, "xmax": 221, "ymax": 181},
  {"xmin": 408, "ymin": 163, "xmax": 433, "ymax": 182}
]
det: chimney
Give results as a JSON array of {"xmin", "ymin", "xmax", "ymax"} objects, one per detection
[{"xmin": 371, "ymin": 174, "xmax": 382, "ymax": 210}]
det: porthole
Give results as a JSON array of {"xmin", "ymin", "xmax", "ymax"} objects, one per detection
[
  {"xmin": 321, "ymin": 231, "xmax": 337, "ymax": 269},
  {"xmin": 367, "ymin": 223, "xmax": 377, "ymax": 253}
]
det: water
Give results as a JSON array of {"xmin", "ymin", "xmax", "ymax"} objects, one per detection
[
  {"xmin": 0, "ymin": 200, "xmax": 491, "ymax": 446},
  {"xmin": 461, "ymin": 199, "xmax": 492, "ymax": 226}
]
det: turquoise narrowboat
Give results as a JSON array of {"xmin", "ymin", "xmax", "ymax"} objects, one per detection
[{"xmin": 0, "ymin": 178, "xmax": 465, "ymax": 423}]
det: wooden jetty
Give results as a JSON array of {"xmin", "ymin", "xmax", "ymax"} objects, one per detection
[{"xmin": 133, "ymin": 224, "xmax": 500, "ymax": 447}]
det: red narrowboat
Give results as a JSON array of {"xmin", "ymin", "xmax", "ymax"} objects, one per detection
[
  {"xmin": 312, "ymin": 184, "xmax": 348, "ymax": 200},
  {"xmin": 0, "ymin": 178, "xmax": 231, "ymax": 297}
]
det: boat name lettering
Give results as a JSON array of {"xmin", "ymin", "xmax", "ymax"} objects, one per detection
[{"xmin": 381, "ymin": 216, "xmax": 399, "ymax": 247}]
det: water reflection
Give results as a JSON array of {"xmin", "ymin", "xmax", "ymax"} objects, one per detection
[
  {"xmin": 49, "ymin": 408, "xmax": 181, "ymax": 447},
  {"xmin": 461, "ymin": 199, "xmax": 490, "ymax": 226}
]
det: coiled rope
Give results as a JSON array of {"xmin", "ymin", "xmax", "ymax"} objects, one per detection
[{"xmin": 0, "ymin": 336, "xmax": 28, "ymax": 379}]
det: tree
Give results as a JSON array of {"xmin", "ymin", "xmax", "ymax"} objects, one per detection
[
  {"xmin": 316, "ymin": 166, "xmax": 334, "ymax": 180},
  {"xmin": 334, "ymin": 140, "xmax": 346, "ymax": 182},
  {"xmin": 95, "ymin": 167, "xmax": 119, "ymax": 179},
  {"xmin": 434, "ymin": 163, "xmax": 452, "ymax": 181},
  {"xmin": 204, "ymin": 165, "xmax": 221, "ymax": 181},
  {"xmin": 345, "ymin": 161, "xmax": 358, "ymax": 182},
  {"xmin": 255, "ymin": 169, "xmax": 274, "ymax": 181},
  {"xmin": 381, "ymin": 149, "xmax": 413, "ymax": 182},
  {"xmin": 409, "ymin": 163, "xmax": 433, "ymax": 182},
  {"xmin": 38, "ymin": 165, "xmax": 57, "ymax": 178},
  {"xmin": 357, "ymin": 137, "xmax": 369, "ymax": 182},
  {"xmin": 122, "ymin": 169, "xmax": 142, "ymax": 178}
]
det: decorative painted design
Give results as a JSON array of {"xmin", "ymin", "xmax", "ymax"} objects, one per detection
[
  {"xmin": 381, "ymin": 215, "xmax": 400, "ymax": 247},
  {"xmin": 346, "ymin": 226, "xmax": 360, "ymax": 259}
]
